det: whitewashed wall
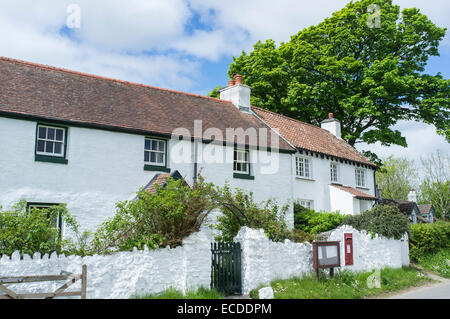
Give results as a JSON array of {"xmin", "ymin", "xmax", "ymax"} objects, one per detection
[
  {"xmin": 292, "ymin": 153, "xmax": 376, "ymax": 215},
  {"xmin": 0, "ymin": 226, "xmax": 409, "ymax": 298},
  {"xmin": 0, "ymin": 117, "xmax": 295, "ymax": 232},
  {"xmin": 327, "ymin": 225, "xmax": 410, "ymax": 272},
  {"xmin": 234, "ymin": 226, "xmax": 409, "ymax": 294},
  {"xmin": 0, "ymin": 231, "xmax": 211, "ymax": 299}
]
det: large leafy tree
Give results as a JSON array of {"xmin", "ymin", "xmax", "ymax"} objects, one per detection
[{"xmin": 210, "ymin": 0, "xmax": 449, "ymax": 155}]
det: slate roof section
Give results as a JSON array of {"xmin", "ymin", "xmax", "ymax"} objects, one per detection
[
  {"xmin": 252, "ymin": 106, "xmax": 376, "ymax": 167},
  {"xmin": 379, "ymin": 199, "xmax": 417, "ymax": 215},
  {"xmin": 0, "ymin": 56, "xmax": 293, "ymax": 152},
  {"xmin": 330, "ymin": 184, "xmax": 377, "ymax": 200}
]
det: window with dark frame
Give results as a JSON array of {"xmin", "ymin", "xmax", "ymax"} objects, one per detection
[
  {"xmin": 144, "ymin": 138, "xmax": 166, "ymax": 167},
  {"xmin": 233, "ymin": 148, "xmax": 250, "ymax": 174},
  {"xmin": 36, "ymin": 125, "xmax": 66, "ymax": 157}
]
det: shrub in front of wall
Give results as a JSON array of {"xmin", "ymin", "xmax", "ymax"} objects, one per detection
[
  {"xmin": 409, "ymin": 221, "xmax": 450, "ymax": 261},
  {"xmin": 293, "ymin": 203, "xmax": 345, "ymax": 235},
  {"xmin": 343, "ymin": 204, "xmax": 410, "ymax": 240},
  {"xmin": 213, "ymin": 184, "xmax": 291, "ymax": 242},
  {"xmin": 0, "ymin": 201, "xmax": 81, "ymax": 257},
  {"xmin": 91, "ymin": 175, "xmax": 217, "ymax": 254}
]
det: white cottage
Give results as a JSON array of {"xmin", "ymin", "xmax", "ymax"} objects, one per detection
[{"xmin": 0, "ymin": 57, "xmax": 377, "ymax": 236}]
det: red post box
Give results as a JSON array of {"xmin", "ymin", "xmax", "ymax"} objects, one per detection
[{"xmin": 344, "ymin": 233, "xmax": 353, "ymax": 266}]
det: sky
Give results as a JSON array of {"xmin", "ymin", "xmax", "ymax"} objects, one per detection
[{"xmin": 0, "ymin": 0, "xmax": 448, "ymax": 165}]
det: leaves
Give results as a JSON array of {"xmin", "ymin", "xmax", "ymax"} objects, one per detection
[{"xmin": 214, "ymin": 0, "xmax": 449, "ymax": 149}]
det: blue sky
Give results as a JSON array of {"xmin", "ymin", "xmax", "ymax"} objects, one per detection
[{"xmin": 0, "ymin": 0, "xmax": 448, "ymax": 165}]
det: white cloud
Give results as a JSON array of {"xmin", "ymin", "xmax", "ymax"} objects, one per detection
[{"xmin": 356, "ymin": 121, "xmax": 450, "ymax": 165}]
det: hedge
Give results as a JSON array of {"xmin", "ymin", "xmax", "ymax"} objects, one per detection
[{"xmin": 409, "ymin": 221, "xmax": 450, "ymax": 261}]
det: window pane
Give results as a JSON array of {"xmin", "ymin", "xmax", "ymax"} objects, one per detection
[
  {"xmin": 45, "ymin": 141, "xmax": 54, "ymax": 153},
  {"xmin": 157, "ymin": 153, "xmax": 164, "ymax": 163},
  {"xmin": 150, "ymin": 152, "xmax": 156, "ymax": 163},
  {"xmin": 144, "ymin": 151, "xmax": 149, "ymax": 162},
  {"xmin": 37, "ymin": 140, "xmax": 45, "ymax": 152},
  {"xmin": 38, "ymin": 127, "xmax": 46, "ymax": 139},
  {"xmin": 158, "ymin": 141, "xmax": 165, "ymax": 152},
  {"xmin": 47, "ymin": 128, "xmax": 55, "ymax": 140},
  {"xmin": 55, "ymin": 129, "xmax": 64, "ymax": 141},
  {"xmin": 151, "ymin": 140, "xmax": 157, "ymax": 150},
  {"xmin": 145, "ymin": 139, "xmax": 151, "ymax": 150},
  {"xmin": 54, "ymin": 142, "xmax": 62, "ymax": 154}
]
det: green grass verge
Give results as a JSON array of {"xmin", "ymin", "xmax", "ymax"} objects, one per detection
[
  {"xmin": 250, "ymin": 267, "xmax": 432, "ymax": 299},
  {"xmin": 415, "ymin": 248, "xmax": 450, "ymax": 278},
  {"xmin": 133, "ymin": 287, "xmax": 223, "ymax": 299}
]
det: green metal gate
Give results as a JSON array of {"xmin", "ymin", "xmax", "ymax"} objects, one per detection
[{"xmin": 211, "ymin": 242, "xmax": 242, "ymax": 295}]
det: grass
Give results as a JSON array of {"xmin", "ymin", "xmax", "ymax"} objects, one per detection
[
  {"xmin": 133, "ymin": 287, "xmax": 223, "ymax": 299},
  {"xmin": 415, "ymin": 248, "xmax": 450, "ymax": 278},
  {"xmin": 250, "ymin": 267, "xmax": 432, "ymax": 299}
]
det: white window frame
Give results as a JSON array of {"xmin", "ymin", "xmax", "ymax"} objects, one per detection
[
  {"xmin": 233, "ymin": 148, "xmax": 250, "ymax": 174},
  {"xmin": 36, "ymin": 124, "xmax": 66, "ymax": 157},
  {"xmin": 295, "ymin": 156, "xmax": 312, "ymax": 179},
  {"xmin": 355, "ymin": 168, "xmax": 366, "ymax": 187},
  {"xmin": 330, "ymin": 162, "xmax": 339, "ymax": 183},
  {"xmin": 144, "ymin": 138, "xmax": 167, "ymax": 167},
  {"xmin": 298, "ymin": 199, "xmax": 314, "ymax": 210}
]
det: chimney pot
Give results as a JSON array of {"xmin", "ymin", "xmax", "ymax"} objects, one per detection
[
  {"xmin": 329, "ymin": 113, "xmax": 334, "ymax": 119},
  {"xmin": 228, "ymin": 79, "xmax": 236, "ymax": 87},
  {"xmin": 233, "ymin": 73, "xmax": 243, "ymax": 85}
]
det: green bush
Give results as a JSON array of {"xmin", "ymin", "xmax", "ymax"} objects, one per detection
[
  {"xmin": 293, "ymin": 203, "xmax": 345, "ymax": 235},
  {"xmin": 409, "ymin": 221, "xmax": 450, "ymax": 261},
  {"xmin": 343, "ymin": 205, "xmax": 410, "ymax": 240},
  {"xmin": 91, "ymin": 175, "xmax": 217, "ymax": 254},
  {"xmin": 0, "ymin": 201, "xmax": 81, "ymax": 257},
  {"xmin": 213, "ymin": 184, "xmax": 291, "ymax": 242}
]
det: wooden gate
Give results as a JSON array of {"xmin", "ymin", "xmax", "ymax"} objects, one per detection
[
  {"xmin": 211, "ymin": 242, "xmax": 242, "ymax": 295},
  {"xmin": 0, "ymin": 265, "xmax": 87, "ymax": 299}
]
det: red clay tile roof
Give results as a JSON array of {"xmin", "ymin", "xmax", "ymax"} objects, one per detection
[
  {"xmin": 331, "ymin": 184, "xmax": 377, "ymax": 200},
  {"xmin": 253, "ymin": 106, "xmax": 376, "ymax": 167},
  {"xmin": 418, "ymin": 204, "xmax": 433, "ymax": 214},
  {"xmin": 0, "ymin": 56, "xmax": 293, "ymax": 152},
  {"xmin": 145, "ymin": 173, "xmax": 171, "ymax": 194}
]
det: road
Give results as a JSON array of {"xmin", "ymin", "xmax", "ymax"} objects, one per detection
[{"xmin": 388, "ymin": 276, "xmax": 450, "ymax": 299}]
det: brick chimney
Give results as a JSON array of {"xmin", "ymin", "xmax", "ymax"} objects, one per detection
[
  {"xmin": 219, "ymin": 74, "xmax": 251, "ymax": 113},
  {"xmin": 320, "ymin": 113, "xmax": 341, "ymax": 138}
]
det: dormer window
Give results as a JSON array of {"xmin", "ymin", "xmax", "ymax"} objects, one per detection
[{"xmin": 234, "ymin": 148, "xmax": 249, "ymax": 174}]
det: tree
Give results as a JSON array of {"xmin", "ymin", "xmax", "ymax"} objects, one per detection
[
  {"xmin": 419, "ymin": 150, "xmax": 449, "ymax": 220},
  {"xmin": 376, "ymin": 155, "xmax": 417, "ymax": 200},
  {"xmin": 212, "ymin": 0, "xmax": 449, "ymax": 158}
]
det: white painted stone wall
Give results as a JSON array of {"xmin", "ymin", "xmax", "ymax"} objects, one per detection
[
  {"xmin": 0, "ymin": 226, "xmax": 409, "ymax": 298},
  {"xmin": 327, "ymin": 225, "xmax": 410, "ymax": 271},
  {"xmin": 234, "ymin": 226, "xmax": 409, "ymax": 294},
  {"xmin": 234, "ymin": 227, "xmax": 313, "ymax": 294},
  {"xmin": 0, "ymin": 231, "xmax": 211, "ymax": 299}
]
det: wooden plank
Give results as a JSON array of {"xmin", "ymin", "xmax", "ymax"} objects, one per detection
[
  {"xmin": 0, "ymin": 275, "xmax": 74, "ymax": 284},
  {"xmin": 81, "ymin": 265, "xmax": 87, "ymax": 299},
  {"xmin": 14, "ymin": 291, "xmax": 82, "ymax": 299},
  {"xmin": 0, "ymin": 284, "xmax": 22, "ymax": 299}
]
